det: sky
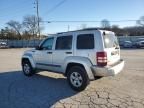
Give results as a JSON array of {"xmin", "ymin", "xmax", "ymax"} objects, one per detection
[{"xmin": 0, "ymin": 0, "xmax": 144, "ymax": 34}]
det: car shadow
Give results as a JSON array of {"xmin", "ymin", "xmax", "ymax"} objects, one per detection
[{"xmin": 0, "ymin": 71, "xmax": 77, "ymax": 108}]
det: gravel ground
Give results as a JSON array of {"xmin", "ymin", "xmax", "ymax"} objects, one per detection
[{"xmin": 0, "ymin": 48, "xmax": 144, "ymax": 108}]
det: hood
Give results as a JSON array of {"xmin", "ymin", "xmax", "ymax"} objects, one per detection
[{"xmin": 23, "ymin": 49, "xmax": 35, "ymax": 55}]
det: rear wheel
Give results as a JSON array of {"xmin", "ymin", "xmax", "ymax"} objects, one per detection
[
  {"xmin": 67, "ymin": 66, "xmax": 89, "ymax": 91},
  {"xmin": 22, "ymin": 60, "xmax": 35, "ymax": 76}
]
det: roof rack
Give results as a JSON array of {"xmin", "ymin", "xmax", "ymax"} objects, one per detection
[
  {"xmin": 81, "ymin": 28, "xmax": 99, "ymax": 31},
  {"xmin": 57, "ymin": 28, "xmax": 99, "ymax": 34}
]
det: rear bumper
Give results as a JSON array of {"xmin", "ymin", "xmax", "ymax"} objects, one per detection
[{"xmin": 91, "ymin": 59, "xmax": 125, "ymax": 77}]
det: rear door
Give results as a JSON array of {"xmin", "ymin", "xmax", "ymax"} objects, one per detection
[
  {"xmin": 52, "ymin": 35, "xmax": 73, "ymax": 73},
  {"xmin": 102, "ymin": 32, "xmax": 120, "ymax": 65}
]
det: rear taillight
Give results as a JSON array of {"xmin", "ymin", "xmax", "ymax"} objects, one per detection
[{"xmin": 97, "ymin": 52, "xmax": 107, "ymax": 66}]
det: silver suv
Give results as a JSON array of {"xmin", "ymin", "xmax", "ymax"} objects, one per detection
[{"xmin": 22, "ymin": 29, "xmax": 124, "ymax": 91}]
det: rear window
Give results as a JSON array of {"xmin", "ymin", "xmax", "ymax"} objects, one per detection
[
  {"xmin": 77, "ymin": 34, "xmax": 94, "ymax": 49},
  {"xmin": 103, "ymin": 33, "xmax": 119, "ymax": 48}
]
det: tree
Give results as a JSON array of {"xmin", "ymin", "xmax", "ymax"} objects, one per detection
[
  {"xmin": 22, "ymin": 30, "xmax": 32, "ymax": 40},
  {"xmin": 7, "ymin": 20, "xmax": 22, "ymax": 39},
  {"xmin": 111, "ymin": 25, "xmax": 125, "ymax": 36},
  {"xmin": 0, "ymin": 27, "xmax": 18, "ymax": 40},
  {"xmin": 137, "ymin": 16, "xmax": 144, "ymax": 26},
  {"xmin": 23, "ymin": 15, "xmax": 43, "ymax": 39},
  {"xmin": 0, "ymin": 29, "xmax": 5, "ymax": 39},
  {"xmin": 101, "ymin": 19, "xmax": 111, "ymax": 28}
]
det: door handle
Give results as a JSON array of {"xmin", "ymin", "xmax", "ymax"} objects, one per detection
[
  {"xmin": 65, "ymin": 52, "xmax": 72, "ymax": 54},
  {"xmin": 47, "ymin": 52, "xmax": 53, "ymax": 54}
]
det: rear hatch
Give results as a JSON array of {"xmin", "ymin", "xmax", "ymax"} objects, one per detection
[{"xmin": 102, "ymin": 31, "xmax": 120, "ymax": 66}]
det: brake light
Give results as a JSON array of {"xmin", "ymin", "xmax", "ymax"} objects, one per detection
[{"xmin": 97, "ymin": 52, "xmax": 107, "ymax": 66}]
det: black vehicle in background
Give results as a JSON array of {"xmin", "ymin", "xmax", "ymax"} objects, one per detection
[{"xmin": 133, "ymin": 38, "xmax": 144, "ymax": 48}]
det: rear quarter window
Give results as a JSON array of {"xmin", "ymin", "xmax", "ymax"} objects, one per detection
[{"xmin": 77, "ymin": 34, "xmax": 94, "ymax": 49}]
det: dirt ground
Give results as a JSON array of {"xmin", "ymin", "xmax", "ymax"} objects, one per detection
[{"xmin": 0, "ymin": 48, "xmax": 144, "ymax": 108}]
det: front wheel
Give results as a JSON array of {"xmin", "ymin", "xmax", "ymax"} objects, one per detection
[
  {"xmin": 22, "ymin": 60, "xmax": 35, "ymax": 76},
  {"xmin": 67, "ymin": 66, "xmax": 89, "ymax": 91}
]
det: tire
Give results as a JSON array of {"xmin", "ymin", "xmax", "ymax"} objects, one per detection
[
  {"xmin": 67, "ymin": 66, "xmax": 89, "ymax": 91},
  {"xmin": 22, "ymin": 60, "xmax": 35, "ymax": 76}
]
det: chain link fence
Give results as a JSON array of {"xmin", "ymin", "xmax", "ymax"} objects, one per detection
[
  {"xmin": 1, "ymin": 36, "xmax": 144, "ymax": 48},
  {"xmin": 0, "ymin": 39, "xmax": 43, "ymax": 48}
]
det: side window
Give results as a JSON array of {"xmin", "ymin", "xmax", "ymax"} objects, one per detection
[
  {"xmin": 55, "ymin": 36, "xmax": 72, "ymax": 50},
  {"xmin": 77, "ymin": 34, "xmax": 94, "ymax": 49},
  {"xmin": 40, "ymin": 38, "xmax": 54, "ymax": 50}
]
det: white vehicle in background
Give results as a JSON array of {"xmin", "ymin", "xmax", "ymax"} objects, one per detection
[
  {"xmin": 21, "ymin": 28, "xmax": 125, "ymax": 91},
  {"xmin": 0, "ymin": 42, "xmax": 8, "ymax": 48},
  {"xmin": 123, "ymin": 41, "xmax": 133, "ymax": 48}
]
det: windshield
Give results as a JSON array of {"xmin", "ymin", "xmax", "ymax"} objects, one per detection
[{"xmin": 103, "ymin": 33, "xmax": 119, "ymax": 48}]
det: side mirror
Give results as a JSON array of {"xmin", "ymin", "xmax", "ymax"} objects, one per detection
[{"xmin": 35, "ymin": 46, "xmax": 40, "ymax": 50}]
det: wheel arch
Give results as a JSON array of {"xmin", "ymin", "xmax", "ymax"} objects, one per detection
[
  {"xmin": 65, "ymin": 63, "xmax": 85, "ymax": 76},
  {"xmin": 21, "ymin": 56, "xmax": 36, "ymax": 69},
  {"xmin": 64, "ymin": 57, "xmax": 95, "ymax": 80}
]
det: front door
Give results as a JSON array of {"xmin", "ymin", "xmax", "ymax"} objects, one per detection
[{"xmin": 34, "ymin": 37, "xmax": 54, "ymax": 70}]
